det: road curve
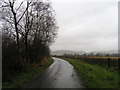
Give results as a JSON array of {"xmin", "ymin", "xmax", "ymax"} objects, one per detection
[{"xmin": 25, "ymin": 57, "xmax": 84, "ymax": 88}]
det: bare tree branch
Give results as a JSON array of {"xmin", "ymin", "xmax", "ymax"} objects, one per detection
[
  {"xmin": 17, "ymin": 1, "xmax": 31, "ymax": 24},
  {"xmin": 16, "ymin": 1, "xmax": 24, "ymax": 12}
]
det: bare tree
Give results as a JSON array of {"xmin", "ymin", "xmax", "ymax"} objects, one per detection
[
  {"xmin": 1, "ymin": 0, "xmax": 31, "ymax": 58},
  {"xmin": 1, "ymin": 0, "xmax": 58, "ymax": 81},
  {"xmin": 21, "ymin": 1, "xmax": 58, "ymax": 61}
]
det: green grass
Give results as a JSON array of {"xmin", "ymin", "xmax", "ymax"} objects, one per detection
[
  {"xmin": 3, "ymin": 58, "xmax": 53, "ymax": 88},
  {"xmin": 61, "ymin": 58, "xmax": 119, "ymax": 88}
]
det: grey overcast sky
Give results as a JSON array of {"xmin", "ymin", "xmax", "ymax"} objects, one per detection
[{"xmin": 50, "ymin": 0, "xmax": 118, "ymax": 52}]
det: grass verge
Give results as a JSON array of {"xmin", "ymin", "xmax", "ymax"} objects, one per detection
[
  {"xmin": 61, "ymin": 58, "xmax": 119, "ymax": 88},
  {"xmin": 2, "ymin": 58, "xmax": 53, "ymax": 88}
]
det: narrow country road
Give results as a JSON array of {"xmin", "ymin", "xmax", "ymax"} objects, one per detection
[{"xmin": 26, "ymin": 57, "xmax": 84, "ymax": 88}]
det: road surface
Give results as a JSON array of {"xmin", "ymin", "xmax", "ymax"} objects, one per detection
[{"xmin": 26, "ymin": 57, "xmax": 84, "ymax": 88}]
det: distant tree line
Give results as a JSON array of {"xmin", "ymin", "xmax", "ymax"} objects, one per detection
[
  {"xmin": 61, "ymin": 53, "xmax": 119, "ymax": 57},
  {"xmin": 1, "ymin": 0, "xmax": 57, "ymax": 82}
]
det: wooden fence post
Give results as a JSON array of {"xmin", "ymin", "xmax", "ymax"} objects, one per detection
[
  {"xmin": 99, "ymin": 58, "xmax": 101, "ymax": 65},
  {"xmin": 118, "ymin": 58, "xmax": 120, "ymax": 70},
  {"xmin": 107, "ymin": 58, "xmax": 110, "ymax": 68}
]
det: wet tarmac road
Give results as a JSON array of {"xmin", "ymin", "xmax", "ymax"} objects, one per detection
[{"xmin": 26, "ymin": 57, "xmax": 84, "ymax": 88}]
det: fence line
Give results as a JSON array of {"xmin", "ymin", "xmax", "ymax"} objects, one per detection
[{"xmin": 56, "ymin": 56, "xmax": 119, "ymax": 70}]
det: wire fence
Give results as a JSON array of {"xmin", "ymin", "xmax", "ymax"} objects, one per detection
[{"xmin": 56, "ymin": 55, "xmax": 119, "ymax": 70}]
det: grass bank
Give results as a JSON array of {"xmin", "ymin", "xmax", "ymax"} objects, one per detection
[
  {"xmin": 61, "ymin": 58, "xmax": 119, "ymax": 88},
  {"xmin": 3, "ymin": 58, "xmax": 53, "ymax": 88}
]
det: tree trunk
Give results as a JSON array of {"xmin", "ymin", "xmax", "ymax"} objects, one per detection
[
  {"xmin": 25, "ymin": 34, "xmax": 28, "ymax": 61},
  {"xmin": 10, "ymin": 2, "xmax": 20, "ymax": 58}
]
